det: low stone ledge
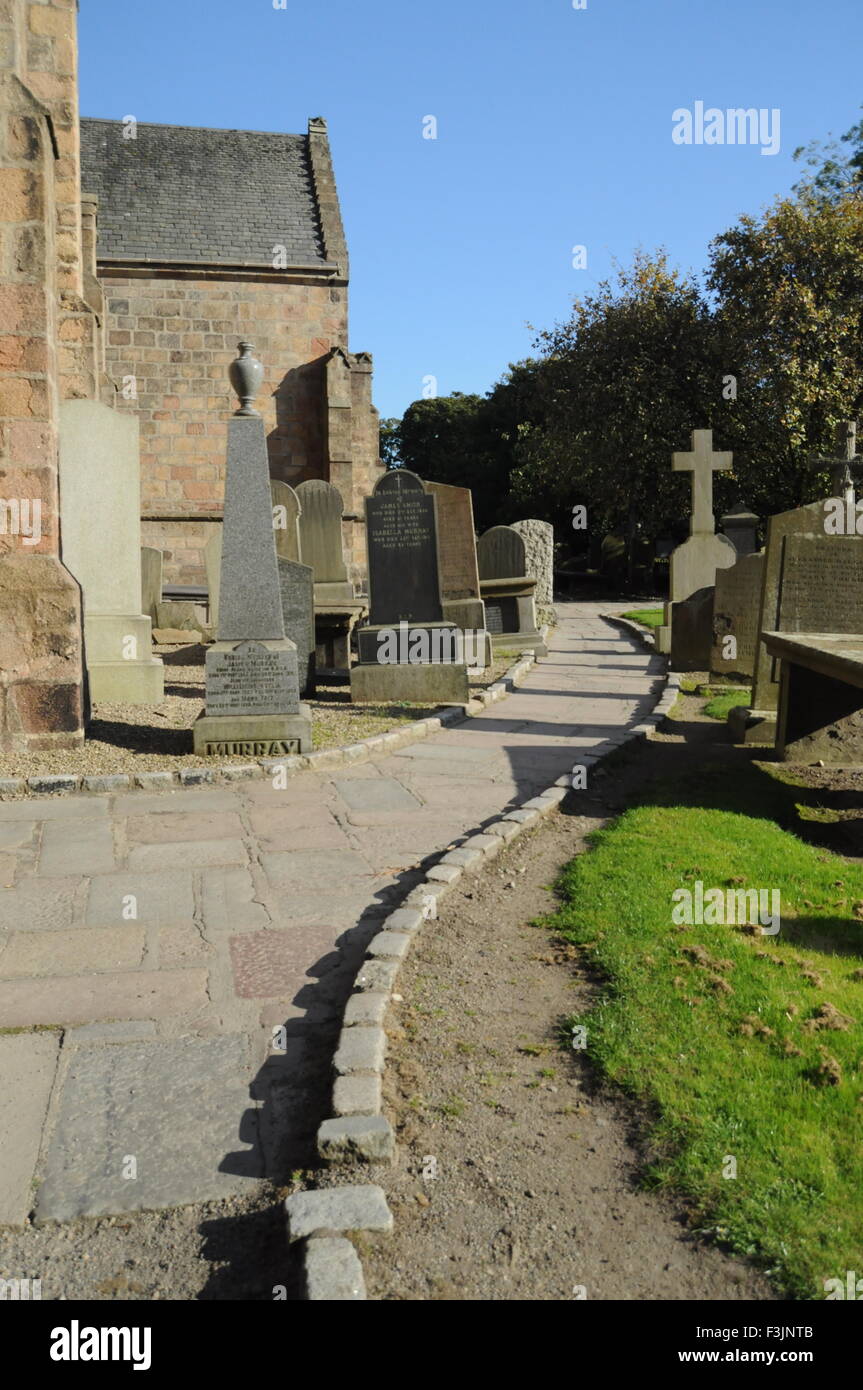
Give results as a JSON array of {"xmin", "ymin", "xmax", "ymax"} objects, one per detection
[
  {"xmin": 354, "ymin": 959, "xmax": 399, "ymax": 993},
  {"xmin": 81, "ymin": 774, "xmax": 131, "ymax": 794},
  {"xmin": 334, "ymin": 1026, "xmax": 386, "ymax": 1075},
  {"xmin": 383, "ymin": 907, "xmax": 423, "ymax": 934},
  {"xmin": 503, "ymin": 808, "xmax": 540, "ymax": 827},
  {"xmin": 426, "ymin": 863, "xmax": 462, "ymax": 885},
  {"xmin": 333, "ymin": 1074, "xmax": 382, "ymax": 1117},
  {"xmin": 285, "ymin": 1185, "xmax": 393, "ymax": 1242},
  {"xmin": 302, "ymin": 1236, "xmax": 367, "ymax": 1300},
  {"xmin": 441, "ymin": 846, "xmax": 484, "ymax": 871},
  {"xmin": 135, "ymin": 771, "xmax": 175, "ymax": 790},
  {"xmin": 486, "ymin": 819, "xmax": 521, "ymax": 841},
  {"xmin": 366, "ymin": 931, "xmax": 411, "ymax": 960},
  {"xmin": 28, "ymin": 774, "xmax": 79, "ymax": 794},
  {"xmin": 178, "ymin": 768, "xmax": 215, "ymax": 786},
  {"xmin": 318, "ymin": 1115, "xmax": 395, "ymax": 1164},
  {"xmin": 344, "ymin": 992, "xmax": 389, "ymax": 1026}
]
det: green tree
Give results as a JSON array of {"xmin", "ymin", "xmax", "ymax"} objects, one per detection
[
  {"xmin": 792, "ymin": 107, "xmax": 863, "ymax": 204},
  {"xmin": 379, "ymin": 417, "xmax": 402, "ymax": 469},
  {"xmin": 708, "ymin": 191, "xmax": 863, "ymax": 517},
  {"xmin": 513, "ymin": 251, "xmax": 725, "ymax": 543}
]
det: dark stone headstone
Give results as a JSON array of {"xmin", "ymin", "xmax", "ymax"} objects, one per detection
[
  {"xmin": 670, "ymin": 586, "xmax": 715, "ymax": 672},
  {"xmin": 278, "ymin": 557, "xmax": 315, "ymax": 697},
  {"xmin": 365, "ymin": 469, "xmax": 443, "ymax": 625}
]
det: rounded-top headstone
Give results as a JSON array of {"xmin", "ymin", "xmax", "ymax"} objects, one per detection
[
  {"xmin": 373, "ymin": 468, "xmax": 425, "ymax": 495},
  {"xmin": 229, "ymin": 341, "xmax": 264, "ymax": 417},
  {"xmin": 477, "ymin": 525, "xmax": 527, "ymax": 581}
]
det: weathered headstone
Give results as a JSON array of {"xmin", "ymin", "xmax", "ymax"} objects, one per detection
[
  {"xmin": 512, "ymin": 519, "xmax": 556, "ymax": 626},
  {"xmin": 720, "ymin": 501, "xmax": 759, "ymax": 556},
  {"xmin": 278, "ymin": 557, "xmax": 316, "ymax": 696},
  {"xmin": 670, "ymin": 586, "xmax": 715, "ymax": 672},
  {"xmin": 193, "ymin": 345, "xmax": 311, "ymax": 756},
  {"xmin": 656, "ymin": 430, "xmax": 737, "ymax": 659},
  {"xmin": 424, "ymin": 481, "xmax": 490, "ymax": 668},
  {"xmin": 295, "ymin": 478, "xmax": 365, "ymax": 677},
  {"xmin": 733, "ymin": 508, "xmax": 863, "ymax": 744},
  {"xmin": 140, "ymin": 547, "xmax": 163, "ymax": 624},
  {"xmin": 477, "ymin": 525, "xmax": 547, "ymax": 655},
  {"xmin": 271, "ymin": 480, "xmax": 301, "ymax": 563},
  {"xmin": 351, "ymin": 470, "xmax": 469, "ymax": 703},
  {"xmin": 710, "ymin": 551, "xmax": 765, "ymax": 683},
  {"xmin": 59, "ymin": 400, "xmax": 164, "ymax": 704}
]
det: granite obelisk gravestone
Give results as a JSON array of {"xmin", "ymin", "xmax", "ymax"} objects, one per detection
[{"xmin": 193, "ymin": 345, "xmax": 311, "ymax": 756}]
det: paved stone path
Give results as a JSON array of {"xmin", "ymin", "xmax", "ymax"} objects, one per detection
[{"xmin": 0, "ymin": 603, "xmax": 663, "ymax": 1225}]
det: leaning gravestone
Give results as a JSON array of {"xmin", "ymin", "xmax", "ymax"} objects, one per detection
[
  {"xmin": 424, "ymin": 481, "xmax": 490, "ymax": 667},
  {"xmin": 656, "ymin": 430, "xmax": 737, "ymax": 658},
  {"xmin": 477, "ymin": 525, "xmax": 547, "ymax": 655},
  {"xmin": 59, "ymin": 400, "xmax": 164, "ymax": 704},
  {"xmin": 710, "ymin": 551, "xmax": 765, "ymax": 683},
  {"xmin": 512, "ymin": 519, "xmax": 556, "ymax": 626},
  {"xmin": 351, "ymin": 469, "xmax": 469, "ymax": 703},
  {"xmin": 193, "ymin": 344, "xmax": 311, "ymax": 756},
  {"xmin": 295, "ymin": 478, "xmax": 365, "ymax": 677}
]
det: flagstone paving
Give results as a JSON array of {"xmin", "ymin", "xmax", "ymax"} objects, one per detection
[{"xmin": 0, "ymin": 603, "xmax": 663, "ymax": 1225}]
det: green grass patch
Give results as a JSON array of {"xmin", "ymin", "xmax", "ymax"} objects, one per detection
[
  {"xmin": 622, "ymin": 608, "xmax": 664, "ymax": 629},
  {"xmin": 704, "ymin": 688, "xmax": 751, "ymax": 721},
  {"xmin": 545, "ymin": 761, "xmax": 863, "ymax": 1298}
]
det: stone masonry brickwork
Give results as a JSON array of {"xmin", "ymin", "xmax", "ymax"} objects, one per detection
[
  {"xmin": 80, "ymin": 116, "xmax": 382, "ymax": 587},
  {"xmin": 0, "ymin": 0, "xmax": 99, "ymax": 754}
]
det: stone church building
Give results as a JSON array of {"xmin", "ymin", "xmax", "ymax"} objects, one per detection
[
  {"xmin": 0, "ymin": 0, "xmax": 379, "ymax": 753},
  {"xmin": 80, "ymin": 115, "xmax": 381, "ymax": 586}
]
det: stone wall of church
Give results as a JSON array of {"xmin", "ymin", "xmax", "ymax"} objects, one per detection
[{"xmin": 99, "ymin": 271, "xmax": 382, "ymax": 585}]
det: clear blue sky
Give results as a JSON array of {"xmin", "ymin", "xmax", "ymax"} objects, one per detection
[{"xmin": 79, "ymin": 0, "xmax": 863, "ymax": 421}]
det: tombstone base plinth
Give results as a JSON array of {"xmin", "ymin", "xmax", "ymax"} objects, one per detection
[
  {"xmin": 84, "ymin": 613, "xmax": 164, "ymax": 705},
  {"xmin": 728, "ymin": 705, "xmax": 776, "ymax": 745},
  {"xmin": 656, "ymin": 624, "xmax": 671, "ymax": 654},
  {"xmin": 314, "ymin": 603, "xmax": 365, "ymax": 678},
  {"xmin": 193, "ymin": 705, "xmax": 312, "ymax": 757},
  {"xmin": 441, "ymin": 600, "xmax": 492, "ymax": 669},
  {"xmin": 351, "ymin": 623, "xmax": 470, "ymax": 703},
  {"xmin": 489, "ymin": 628, "xmax": 548, "ymax": 658}
]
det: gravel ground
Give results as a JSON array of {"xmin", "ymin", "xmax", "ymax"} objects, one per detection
[{"xmin": 0, "ymin": 646, "xmax": 519, "ymax": 781}]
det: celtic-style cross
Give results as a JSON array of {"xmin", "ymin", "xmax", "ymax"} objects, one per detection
[{"xmin": 672, "ymin": 429, "xmax": 733, "ymax": 536}]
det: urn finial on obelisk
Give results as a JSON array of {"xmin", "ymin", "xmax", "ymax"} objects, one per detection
[{"xmin": 229, "ymin": 341, "xmax": 264, "ymax": 417}]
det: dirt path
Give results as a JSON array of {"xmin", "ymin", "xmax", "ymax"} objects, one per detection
[{"xmin": 354, "ymin": 705, "xmax": 780, "ymax": 1301}]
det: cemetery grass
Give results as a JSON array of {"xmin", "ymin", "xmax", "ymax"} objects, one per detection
[
  {"xmin": 703, "ymin": 688, "xmax": 751, "ymax": 720},
  {"xmin": 548, "ymin": 733, "xmax": 863, "ymax": 1299},
  {"xmin": 622, "ymin": 607, "xmax": 664, "ymax": 629},
  {"xmin": 355, "ymin": 698, "xmax": 860, "ymax": 1300}
]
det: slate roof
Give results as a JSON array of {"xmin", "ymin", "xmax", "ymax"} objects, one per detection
[{"xmin": 79, "ymin": 119, "xmax": 328, "ymax": 269}]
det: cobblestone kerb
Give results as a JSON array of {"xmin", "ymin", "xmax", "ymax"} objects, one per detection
[
  {"xmin": 293, "ymin": 651, "xmax": 680, "ymax": 1298},
  {"xmin": 0, "ymin": 655, "xmax": 537, "ymax": 801}
]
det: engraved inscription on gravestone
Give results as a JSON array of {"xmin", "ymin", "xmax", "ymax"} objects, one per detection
[
  {"xmin": 366, "ymin": 475, "xmax": 443, "ymax": 626},
  {"xmin": 774, "ymin": 535, "xmax": 863, "ymax": 684},
  {"xmin": 205, "ymin": 640, "xmax": 299, "ymax": 716}
]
